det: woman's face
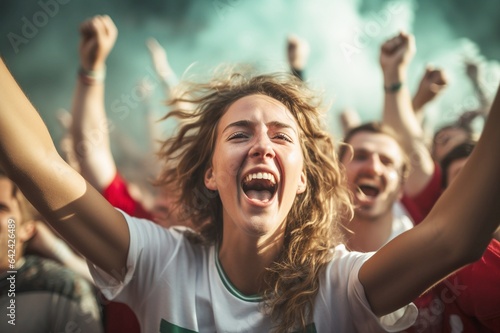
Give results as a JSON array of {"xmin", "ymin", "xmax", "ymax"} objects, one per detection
[
  {"xmin": 204, "ymin": 94, "xmax": 306, "ymax": 240},
  {"xmin": 432, "ymin": 127, "xmax": 469, "ymax": 161}
]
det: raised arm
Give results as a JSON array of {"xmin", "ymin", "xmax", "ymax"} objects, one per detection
[
  {"xmin": 455, "ymin": 61, "xmax": 492, "ymax": 129},
  {"xmin": 465, "ymin": 60, "xmax": 490, "ymax": 113},
  {"xmin": 380, "ymin": 32, "xmax": 435, "ymax": 197},
  {"xmin": 146, "ymin": 37, "xmax": 179, "ymax": 96},
  {"xmin": 55, "ymin": 108, "xmax": 81, "ymax": 173},
  {"xmin": 338, "ymin": 107, "xmax": 361, "ymax": 137},
  {"xmin": 287, "ymin": 34, "xmax": 310, "ymax": 81},
  {"xmin": 412, "ymin": 65, "xmax": 448, "ymax": 115},
  {"xmin": 0, "ymin": 59, "xmax": 129, "ymax": 281},
  {"xmin": 360, "ymin": 79, "xmax": 500, "ymax": 316},
  {"xmin": 71, "ymin": 15, "xmax": 118, "ymax": 191}
]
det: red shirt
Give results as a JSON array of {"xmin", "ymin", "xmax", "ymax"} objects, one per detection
[
  {"xmin": 102, "ymin": 172, "xmax": 153, "ymax": 220},
  {"xmin": 401, "ymin": 162, "xmax": 443, "ymax": 225},
  {"xmin": 438, "ymin": 239, "xmax": 500, "ymax": 333},
  {"xmin": 401, "ymin": 164, "xmax": 500, "ymax": 333}
]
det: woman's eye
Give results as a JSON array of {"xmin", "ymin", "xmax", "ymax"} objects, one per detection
[
  {"xmin": 227, "ymin": 132, "xmax": 248, "ymax": 140},
  {"xmin": 273, "ymin": 133, "xmax": 293, "ymax": 142}
]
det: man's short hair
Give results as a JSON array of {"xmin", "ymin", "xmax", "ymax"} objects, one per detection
[{"xmin": 339, "ymin": 122, "xmax": 410, "ymax": 181}]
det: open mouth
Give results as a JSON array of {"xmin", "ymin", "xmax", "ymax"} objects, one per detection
[
  {"xmin": 358, "ymin": 184, "xmax": 380, "ymax": 198},
  {"xmin": 242, "ymin": 172, "xmax": 277, "ymax": 203},
  {"xmin": 355, "ymin": 179, "xmax": 382, "ymax": 200}
]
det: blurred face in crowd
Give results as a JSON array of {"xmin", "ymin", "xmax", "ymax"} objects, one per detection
[
  {"xmin": 445, "ymin": 157, "xmax": 468, "ymax": 188},
  {"xmin": 432, "ymin": 127, "xmax": 470, "ymax": 162},
  {"xmin": 0, "ymin": 176, "xmax": 34, "ymax": 272},
  {"xmin": 341, "ymin": 131, "xmax": 404, "ymax": 220}
]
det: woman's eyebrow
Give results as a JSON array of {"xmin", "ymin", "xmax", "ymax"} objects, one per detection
[
  {"xmin": 222, "ymin": 120, "xmax": 297, "ymax": 135},
  {"xmin": 266, "ymin": 121, "xmax": 297, "ymax": 135},
  {"xmin": 222, "ymin": 120, "xmax": 252, "ymax": 134}
]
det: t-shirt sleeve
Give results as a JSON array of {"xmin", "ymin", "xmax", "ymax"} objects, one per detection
[
  {"xmin": 87, "ymin": 209, "xmax": 187, "ymax": 307},
  {"xmin": 321, "ymin": 246, "xmax": 418, "ymax": 332},
  {"xmin": 349, "ymin": 253, "xmax": 418, "ymax": 332}
]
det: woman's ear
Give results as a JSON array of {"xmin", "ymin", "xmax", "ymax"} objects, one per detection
[
  {"xmin": 297, "ymin": 171, "xmax": 307, "ymax": 194},
  {"xmin": 204, "ymin": 167, "xmax": 218, "ymax": 191}
]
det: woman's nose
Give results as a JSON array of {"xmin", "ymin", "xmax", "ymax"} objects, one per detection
[{"xmin": 249, "ymin": 134, "xmax": 275, "ymax": 159}]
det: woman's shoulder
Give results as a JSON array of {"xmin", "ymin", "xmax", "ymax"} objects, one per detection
[{"xmin": 324, "ymin": 244, "xmax": 374, "ymax": 277}]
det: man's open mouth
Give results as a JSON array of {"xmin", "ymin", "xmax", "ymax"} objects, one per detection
[
  {"xmin": 358, "ymin": 184, "xmax": 380, "ymax": 198},
  {"xmin": 356, "ymin": 178, "xmax": 382, "ymax": 200}
]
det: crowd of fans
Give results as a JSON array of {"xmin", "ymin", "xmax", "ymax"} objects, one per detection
[{"xmin": 0, "ymin": 13, "xmax": 498, "ymax": 333}]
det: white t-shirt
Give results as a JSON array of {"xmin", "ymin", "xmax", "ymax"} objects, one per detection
[
  {"xmin": 89, "ymin": 211, "xmax": 417, "ymax": 332},
  {"xmin": 387, "ymin": 201, "xmax": 415, "ymax": 243}
]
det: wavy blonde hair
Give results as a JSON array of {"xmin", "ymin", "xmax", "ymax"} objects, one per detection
[{"xmin": 157, "ymin": 68, "xmax": 353, "ymax": 332}]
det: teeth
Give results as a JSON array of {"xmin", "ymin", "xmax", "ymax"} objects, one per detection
[{"xmin": 245, "ymin": 172, "xmax": 276, "ymax": 184}]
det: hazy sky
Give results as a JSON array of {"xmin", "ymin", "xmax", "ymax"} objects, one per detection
[{"xmin": 1, "ymin": 0, "xmax": 499, "ymax": 149}]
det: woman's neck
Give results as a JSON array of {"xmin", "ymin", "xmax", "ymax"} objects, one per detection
[{"xmin": 218, "ymin": 231, "xmax": 284, "ymax": 295}]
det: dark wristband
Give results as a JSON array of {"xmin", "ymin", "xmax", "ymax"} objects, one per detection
[{"xmin": 384, "ymin": 81, "xmax": 402, "ymax": 93}]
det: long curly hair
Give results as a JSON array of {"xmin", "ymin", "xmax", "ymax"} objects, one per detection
[{"xmin": 156, "ymin": 67, "xmax": 353, "ymax": 332}]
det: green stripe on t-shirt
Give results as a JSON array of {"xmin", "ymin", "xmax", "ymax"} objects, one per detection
[
  {"xmin": 159, "ymin": 317, "xmax": 317, "ymax": 332},
  {"xmin": 160, "ymin": 319, "xmax": 198, "ymax": 333},
  {"xmin": 214, "ymin": 245, "xmax": 263, "ymax": 302}
]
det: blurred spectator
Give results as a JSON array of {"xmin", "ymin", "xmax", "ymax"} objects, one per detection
[{"xmin": 0, "ymin": 170, "xmax": 104, "ymax": 333}]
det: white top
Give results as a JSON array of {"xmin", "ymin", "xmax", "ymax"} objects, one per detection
[
  {"xmin": 388, "ymin": 201, "xmax": 415, "ymax": 243},
  {"xmin": 89, "ymin": 210, "xmax": 417, "ymax": 332}
]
